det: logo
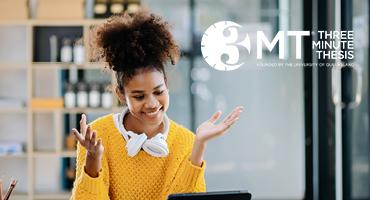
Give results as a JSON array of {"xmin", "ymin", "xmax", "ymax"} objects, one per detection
[
  {"xmin": 201, "ymin": 21, "xmax": 355, "ymax": 71},
  {"xmin": 201, "ymin": 21, "xmax": 251, "ymax": 71}
]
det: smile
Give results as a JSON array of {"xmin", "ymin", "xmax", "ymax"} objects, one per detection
[{"xmin": 143, "ymin": 107, "xmax": 162, "ymax": 117}]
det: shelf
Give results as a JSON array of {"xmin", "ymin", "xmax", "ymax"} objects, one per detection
[
  {"xmin": 0, "ymin": 63, "xmax": 28, "ymax": 70},
  {"xmin": 62, "ymin": 107, "xmax": 120, "ymax": 114},
  {"xmin": 31, "ymin": 107, "xmax": 118, "ymax": 113},
  {"xmin": 33, "ymin": 151, "xmax": 76, "ymax": 158},
  {"xmin": 0, "ymin": 20, "xmax": 28, "ymax": 26},
  {"xmin": 9, "ymin": 193, "xmax": 29, "ymax": 200},
  {"xmin": 0, "ymin": 19, "xmax": 106, "ymax": 27},
  {"xmin": 33, "ymin": 192, "xmax": 71, "ymax": 200},
  {"xmin": 60, "ymin": 151, "xmax": 76, "ymax": 158},
  {"xmin": 0, "ymin": 107, "xmax": 28, "ymax": 113},
  {"xmin": 0, "ymin": 153, "xmax": 28, "ymax": 158},
  {"xmin": 30, "ymin": 19, "xmax": 106, "ymax": 26},
  {"xmin": 0, "ymin": 15, "xmax": 115, "ymax": 200},
  {"xmin": 32, "ymin": 62, "xmax": 103, "ymax": 70}
]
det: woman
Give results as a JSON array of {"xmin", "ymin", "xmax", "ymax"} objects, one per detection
[{"xmin": 70, "ymin": 9, "xmax": 243, "ymax": 200}]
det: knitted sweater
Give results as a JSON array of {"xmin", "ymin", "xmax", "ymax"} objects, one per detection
[{"xmin": 70, "ymin": 114, "xmax": 206, "ymax": 200}]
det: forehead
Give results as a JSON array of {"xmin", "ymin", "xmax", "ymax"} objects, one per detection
[{"xmin": 125, "ymin": 70, "xmax": 165, "ymax": 91}]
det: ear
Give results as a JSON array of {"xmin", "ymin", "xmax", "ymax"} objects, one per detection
[{"xmin": 115, "ymin": 87, "xmax": 126, "ymax": 105}]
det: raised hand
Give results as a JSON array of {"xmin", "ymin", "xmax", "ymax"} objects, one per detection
[
  {"xmin": 72, "ymin": 114, "xmax": 104, "ymax": 158},
  {"xmin": 72, "ymin": 114, "xmax": 104, "ymax": 177},
  {"xmin": 195, "ymin": 106, "xmax": 244, "ymax": 143}
]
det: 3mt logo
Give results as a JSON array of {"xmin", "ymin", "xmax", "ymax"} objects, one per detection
[
  {"xmin": 201, "ymin": 21, "xmax": 251, "ymax": 71},
  {"xmin": 201, "ymin": 21, "xmax": 310, "ymax": 71}
]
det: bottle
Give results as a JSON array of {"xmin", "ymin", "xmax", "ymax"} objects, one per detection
[
  {"xmin": 64, "ymin": 82, "xmax": 76, "ymax": 108},
  {"xmin": 77, "ymin": 82, "xmax": 88, "ymax": 108},
  {"xmin": 73, "ymin": 38, "xmax": 85, "ymax": 65},
  {"xmin": 85, "ymin": 0, "xmax": 94, "ymax": 19},
  {"xmin": 49, "ymin": 35, "xmax": 58, "ymax": 62},
  {"xmin": 101, "ymin": 83, "xmax": 112, "ymax": 108},
  {"xmin": 89, "ymin": 83, "xmax": 101, "ymax": 108},
  {"xmin": 61, "ymin": 38, "xmax": 72, "ymax": 63}
]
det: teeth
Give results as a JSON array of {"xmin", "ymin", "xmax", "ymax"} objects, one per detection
[{"xmin": 146, "ymin": 109, "xmax": 159, "ymax": 116}]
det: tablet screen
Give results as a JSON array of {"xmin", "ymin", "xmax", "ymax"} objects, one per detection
[{"xmin": 167, "ymin": 190, "xmax": 252, "ymax": 200}]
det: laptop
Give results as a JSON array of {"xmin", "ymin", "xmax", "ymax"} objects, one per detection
[{"xmin": 168, "ymin": 190, "xmax": 252, "ymax": 200}]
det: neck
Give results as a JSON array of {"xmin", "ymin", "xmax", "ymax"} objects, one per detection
[{"xmin": 123, "ymin": 112, "xmax": 164, "ymax": 139}]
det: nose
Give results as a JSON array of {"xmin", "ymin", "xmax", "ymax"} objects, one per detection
[{"xmin": 145, "ymin": 95, "xmax": 159, "ymax": 109}]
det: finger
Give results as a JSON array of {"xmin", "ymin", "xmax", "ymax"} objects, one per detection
[
  {"xmin": 97, "ymin": 138, "xmax": 103, "ymax": 147},
  {"xmin": 208, "ymin": 111, "xmax": 222, "ymax": 123},
  {"xmin": 72, "ymin": 128, "xmax": 84, "ymax": 143},
  {"xmin": 222, "ymin": 112, "xmax": 235, "ymax": 124},
  {"xmin": 224, "ymin": 112, "xmax": 240, "ymax": 126},
  {"xmin": 97, "ymin": 138, "xmax": 104, "ymax": 152},
  {"xmin": 217, "ymin": 116, "xmax": 241, "ymax": 135},
  {"xmin": 225, "ymin": 110, "xmax": 241, "ymax": 123},
  {"xmin": 223, "ymin": 106, "xmax": 243, "ymax": 124},
  {"xmin": 85, "ymin": 125, "xmax": 92, "ymax": 142},
  {"xmin": 90, "ymin": 131, "xmax": 97, "ymax": 146},
  {"xmin": 80, "ymin": 114, "xmax": 87, "ymax": 136},
  {"xmin": 225, "ymin": 117, "xmax": 240, "ymax": 127}
]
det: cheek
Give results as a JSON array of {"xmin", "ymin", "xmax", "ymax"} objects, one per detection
[
  {"xmin": 160, "ymin": 92, "xmax": 170, "ymax": 109},
  {"xmin": 126, "ymin": 99, "xmax": 142, "ymax": 112}
]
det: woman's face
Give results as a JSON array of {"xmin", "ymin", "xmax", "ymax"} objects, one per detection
[{"xmin": 121, "ymin": 69, "xmax": 169, "ymax": 127}]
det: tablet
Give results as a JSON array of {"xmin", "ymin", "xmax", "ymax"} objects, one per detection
[{"xmin": 167, "ymin": 190, "xmax": 252, "ymax": 200}]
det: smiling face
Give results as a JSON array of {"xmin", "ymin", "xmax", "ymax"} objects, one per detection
[{"xmin": 117, "ymin": 69, "xmax": 170, "ymax": 130}]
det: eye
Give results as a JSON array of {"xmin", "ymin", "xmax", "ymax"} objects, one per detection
[
  {"xmin": 154, "ymin": 90, "xmax": 164, "ymax": 95},
  {"xmin": 133, "ymin": 95, "xmax": 145, "ymax": 100}
]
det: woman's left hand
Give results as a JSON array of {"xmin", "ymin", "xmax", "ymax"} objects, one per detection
[{"xmin": 195, "ymin": 106, "xmax": 244, "ymax": 144}]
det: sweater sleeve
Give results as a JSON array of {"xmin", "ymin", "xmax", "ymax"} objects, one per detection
[
  {"xmin": 70, "ymin": 125, "xmax": 110, "ymax": 200},
  {"xmin": 162, "ymin": 154, "xmax": 206, "ymax": 199}
]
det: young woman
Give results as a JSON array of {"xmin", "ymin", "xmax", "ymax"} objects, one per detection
[{"xmin": 70, "ymin": 9, "xmax": 243, "ymax": 200}]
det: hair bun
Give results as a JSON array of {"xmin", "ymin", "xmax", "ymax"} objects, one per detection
[{"xmin": 91, "ymin": 9, "xmax": 180, "ymax": 72}]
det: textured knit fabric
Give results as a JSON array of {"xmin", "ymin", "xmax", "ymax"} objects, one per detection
[{"xmin": 70, "ymin": 114, "xmax": 206, "ymax": 200}]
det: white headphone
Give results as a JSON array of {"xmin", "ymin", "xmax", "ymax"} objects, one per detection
[{"xmin": 115, "ymin": 107, "xmax": 170, "ymax": 157}]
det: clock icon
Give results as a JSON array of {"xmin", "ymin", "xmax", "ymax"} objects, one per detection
[{"xmin": 201, "ymin": 21, "xmax": 250, "ymax": 71}]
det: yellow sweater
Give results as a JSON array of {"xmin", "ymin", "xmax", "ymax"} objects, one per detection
[{"xmin": 70, "ymin": 114, "xmax": 206, "ymax": 200}]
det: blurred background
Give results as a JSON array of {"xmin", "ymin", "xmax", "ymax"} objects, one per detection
[{"xmin": 0, "ymin": 0, "xmax": 368, "ymax": 200}]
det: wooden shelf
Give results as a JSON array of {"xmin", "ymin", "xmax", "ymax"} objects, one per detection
[
  {"xmin": 31, "ymin": 107, "xmax": 117, "ymax": 113},
  {"xmin": 0, "ymin": 107, "xmax": 28, "ymax": 113},
  {"xmin": 62, "ymin": 107, "xmax": 119, "ymax": 114},
  {"xmin": 0, "ymin": 153, "xmax": 28, "ymax": 158},
  {"xmin": 9, "ymin": 193, "xmax": 29, "ymax": 200},
  {"xmin": 0, "ymin": 20, "xmax": 29, "ymax": 26},
  {"xmin": 0, "ymin": 19, "xmax": 106, "ymax": 27},
  {"xmin": 32, "ymin": 62, "xmax": 103, "ymax": 70},
  {"xmin": 0, "ymin": 15, "xmax": 114, "ymax": 200},
  {"xmin": 33, "ymin": 192, "xmax": 71, "ymax": 200},
  {"xmin": 30, "ymin": 19, "xmax": 105, "ymax": 26},
  {"xmin": 60, "ymin": 151, "xmax": 76, "ymax": 158},
  {"xmin": 33, "ymin": 151, "xmax": 76, "ymax": 158},
  {"xmin": 0, "ymin": 63, "xmax": 28, "ymax": 70}
]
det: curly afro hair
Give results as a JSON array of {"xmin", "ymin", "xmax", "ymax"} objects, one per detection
[{"xmin": 91, "ymin": 9, "xmax": 180, "ymax": 91}]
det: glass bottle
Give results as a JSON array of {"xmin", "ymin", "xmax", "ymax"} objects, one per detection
[
  {"xmin": 102, "ymin": 83, "xmax": 112, "ymax": 108},
  {"xmin": 73, "ymin": 38, "xmax": 85, "ymax": 65},
  {"xmin": 77, "ymin": 82, "xmax": 88, "ymax": 108},
  {"xmin": 89, "ymin": 83, "xmax": 101, "ymax": 108},
  {"xmin": 64, "ymin": 82, "xmax": 76, "ymax": 108},
  {"xmin": 61, "ymin": 38, "xmax": 72, "ymax": 63}
]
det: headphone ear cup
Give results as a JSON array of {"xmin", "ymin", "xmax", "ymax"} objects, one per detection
[
  {"xmin": 126, "ymin": 133, "xmax": 147, "ymax": 157},
  {"xmin": 143, "ymin": 134, "xmax": 169, "ymax": 157}
]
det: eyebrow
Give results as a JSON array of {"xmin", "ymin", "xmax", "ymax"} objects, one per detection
[{"xmin": 130, "ymin": 84, "xmax": 164, "ymax": 94}]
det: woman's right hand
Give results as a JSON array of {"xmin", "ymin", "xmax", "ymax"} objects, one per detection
[{"xmin": 72, "ymin": 114, "xmax": 104, "ymax": 177}]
